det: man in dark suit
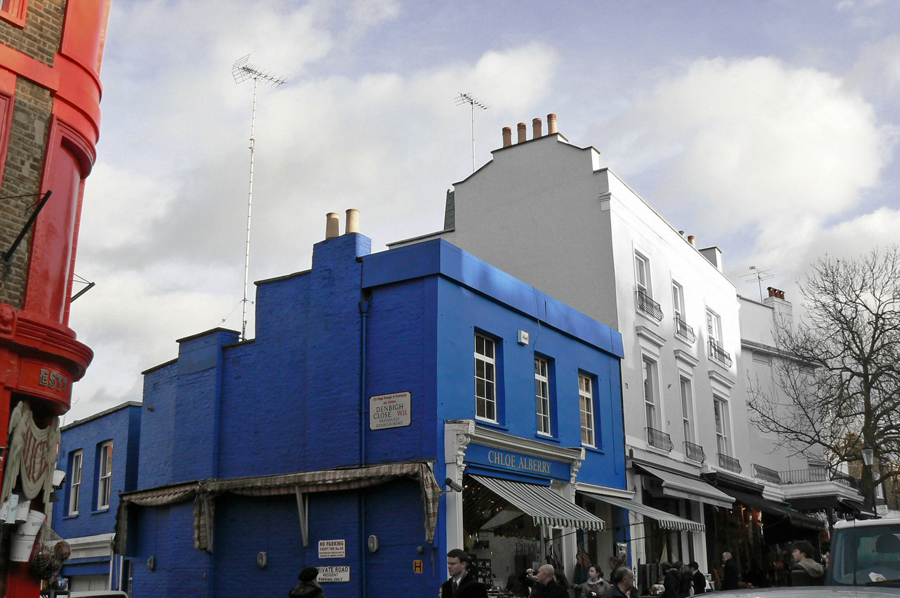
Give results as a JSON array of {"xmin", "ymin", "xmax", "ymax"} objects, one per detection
[{"xmin": 440, "ymin": 549, "xmax": 488, "ymax": 598}]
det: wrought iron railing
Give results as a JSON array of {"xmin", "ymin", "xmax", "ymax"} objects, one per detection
[
  {"xmin": 675, "ymin": 315, "xmax": 695, "ymax": 343},
  {"xmin": 752, "ymin": 463, "xmax": 782, "ymax": 484},
  {"xmin": 780, "ymin": 468, "xmax": 861, "ymax": 490},
  {"xmin": 718, "ymin": 452, "xmax": 742, "ymax": 473},
  {"xmin": 708, "ymin": 338, "xmax": 732, "ymax": 367},
  {"xmin": 636, "ymin": 290, "xmax": 663, "ymax": 321},
  {"xmin": 684, "ymin": 441, "xmax": 705, "ymax": 462},
  {"xmin": 646, "ymin": 427, "xmax": 673, "ymax": 452}
]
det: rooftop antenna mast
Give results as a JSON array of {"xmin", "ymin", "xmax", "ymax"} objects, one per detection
[
  {"xmin": 232, "ymin": 54, "xmax": 285, "ymax": 342},
  {"xmin": 741, "ymin": 265, "xmax": 775, "ymax": 301},
  {"xmin": 455, "ymin": 93, "xmax": 487, "ymax": 173}
]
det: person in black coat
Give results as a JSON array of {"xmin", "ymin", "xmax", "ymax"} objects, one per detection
[
  {"xmin": 661, "ymin": 562, "xmax": 680, "ymax": 598},
  {"xmin": 440, "ymin": 549, "xmax": 488, "ymax": 598},
  {"xmin": 523, "ymin": 564, "xmax": 568, "ymax": 598},
  {"xmin": 289, "ymin": 567, "xmax": 325, "ymax": 598},
  {"xmin": 602, "ymin": 567, "xmax": 636, "ymax": 598},
  {"xmin": 721, "ymin": 552, "xmax": 740, "ymax": 590},
  {"xmin": 688, "ymin": 561, "xmax": 706, "ymax": 594}
]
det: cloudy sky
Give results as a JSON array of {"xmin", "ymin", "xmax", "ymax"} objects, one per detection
[{"xmin": 65, "ymin": 0, "xmax": 900, "ymax": 421}]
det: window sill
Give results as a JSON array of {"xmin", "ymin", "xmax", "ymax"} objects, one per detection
[
  {"xmin": 636, "ymin": 309, "xmax": 662, "ymax": 326},
  {"xmin": 63, "ymin": 514, "xmax": 78, "ymax": 520},
  {"xmin": 583, "ymin": 444, "xmax": 605, "ymax": 455},
  {"xmin": 92, "ymin": 508, "xmax": 110, "ymax": 515}
]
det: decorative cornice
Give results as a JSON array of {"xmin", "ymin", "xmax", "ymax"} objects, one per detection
[
  {"xmin": 708, "ymin": 369, "xmax": 735, "ymax": 390},
  {"xmin": 0, "ymin": 305, "xmax": 92, "ymax": 378},
  {"xmin": 674, "ymin": 349, "xmax": 699, "ymax": 368},
  {"xmin": 635, "ymin": 325, "xmax": 666, "ymax": 348}
]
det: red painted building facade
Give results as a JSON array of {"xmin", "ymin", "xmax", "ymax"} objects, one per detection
[{"xmin": 0, "ymin": 1, "xmax": 110, "ymax": 596}]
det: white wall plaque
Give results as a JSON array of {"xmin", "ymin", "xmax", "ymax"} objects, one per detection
[
  {"xmin": 318, "ymin": 539, "xmax": 346, "ymax": 558},
  {"xmin": 369, "ymin": 392, "xmax": 411, "ymax": 430},
  {"xmin": 318, "ymin": 566, "xmax": 351, "ymax": 583}
]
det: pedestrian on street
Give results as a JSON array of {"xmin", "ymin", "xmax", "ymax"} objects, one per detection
[
  {"xmin": 581, "ymin": 565, "xmax": 611, "ymax": 597},
  {"xmin": 441, "ymin": 549, "xmax": 488, "ymax": 598},
  {"xmin": 688, "ymin": 561, "xmax": 706, "ymax": 594},
  {"xmin": 602, "ymin": 567, "xmax": 635, "ymax": 598},
  {"xmin": 791, "ymin": 540, "xmax": 824, "ymax": 586},
  {"xmin": 721, "ymin": 552, "xmax": 740, "ymax": 590},
  {"xmin": 289, "ymin": 567, "xmax": 324, "ymax": 598},
  {"xmin": 524, "ymin": 564, "xmax": 567, "ymax": 598}
]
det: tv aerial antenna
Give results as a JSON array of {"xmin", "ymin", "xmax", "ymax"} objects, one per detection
[
  {"xmin": 232, "ymin": 55, "xmax": 285, "ymax": 341},
  {"xmin": 455, "ymin": 93, "xmax": 487, "ymax": 173},
  {"xmin": 741, "ymin": 265, "xmax": 775, "ymax": 301}
]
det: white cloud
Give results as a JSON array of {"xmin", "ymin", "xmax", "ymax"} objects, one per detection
[{"xmin": 606, "ymin": 56, "xmax": 890, "ymax": 238}]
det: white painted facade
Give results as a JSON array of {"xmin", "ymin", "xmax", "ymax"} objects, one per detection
[{"xmin": 392, "ymin": 125, "xmax": 863, "ymax": 579}]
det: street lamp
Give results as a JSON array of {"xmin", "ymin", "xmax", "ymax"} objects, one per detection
[{"xmin": 862, "ymin": 444, "xmax": 876, "ymax": 516}]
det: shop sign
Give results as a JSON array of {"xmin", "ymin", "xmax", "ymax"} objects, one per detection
[
  {"xmin": 318, "ymin": 566, "xmax": 350, "ymax": 583},
  {"xmin": 0, "ymin": 402, "xmax": 59, "ymax": 507},
  {"xmin": 465, "ymin": 444, "xmax": 570, "ymax": 480},
  {"xmin": 369, "ymin": 392, "xmax": 411, "ymax": 430},
  {"xmin": 318, "ymin": 539, "xmax": 345, "ymax": 558}
]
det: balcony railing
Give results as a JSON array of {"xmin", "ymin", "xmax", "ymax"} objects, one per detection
[
  {"xmin": 780, "ymin": 468, "xmax": 861, "ymax": 490},
  {"xmin": 708, "ymin": 338, "xmax": 732, "ymax": 367},
  {"xmin": 684, "ymin": 441, "xmax": 705, "ymax": 463},
  {"xmin": 647, "ymin": 427, "xmax": 673, "ymax": 452},
  {"xmin": 636, "ymin": 289, "xmax": 663, "ymax": 321},
  {"xmin": 675, "ymin": 315, "xmax": 695, "ymax": 343},
  {"xmin": 752, "ymin": 463, "xmax": 782, "ymax": 484},
  {"xmin": 718, "ymin": 452, "xmax": 742, "ymax": 474}
]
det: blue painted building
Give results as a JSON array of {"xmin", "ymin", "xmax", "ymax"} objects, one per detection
[
  {"xmin": 53, "ymin": 401, "xmax": 142, "ymax": 593},
  {"xmin": 112, "ymin": 226, "xmax": 626, "ymax": 598}
]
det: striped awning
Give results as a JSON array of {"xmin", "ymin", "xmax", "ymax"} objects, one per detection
[
  {"xmin": 470, "ymin": 475, "xmax": 605, "ymax": 531},
  {"xmin": 579, "ymin": 491, "xmax": 704, "ymax": 532}
]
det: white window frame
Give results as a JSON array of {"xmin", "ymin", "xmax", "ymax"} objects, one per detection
[
  {"xmin": 706, "ymin": 309, "xmax": 722, "ymax": 344},
  {"xmin": 714, "ymin": 397, "xmax": 731, "ymax": 457},
  {"xmin": 475, "ymin": 335, "xmax": 497, "ymax": 422},
  {"xmin": 68, "ymin": 450, "xmax": 82, "ymax": 516},
  {"xmin": 672, "ymin": 282, "xmax": 685, "ymax": 320},
  {"xmin": 635, "ymin": 252, "xmax": 652, "ymax": 297},
  {"xmin": 579, "ymin": 374, "xmax": 595, "ymax": 447},
  {"xmin": 98, "ymin": 441, "xmax": 113, "ymax": 510},
  {"xmin": 680, "ymin": 376, "xmax": 694, "ymax": 444},
  {"xmin": 535, "ymin": 357, "xmax": 551, "ymax": 435},
  {"xmin": 642, "ymin": 356, "xmax": 660, "ymax": 430}
]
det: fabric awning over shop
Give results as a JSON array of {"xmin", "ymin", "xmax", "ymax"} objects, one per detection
[
  {"xmin": 636, "ymin": 464, "xmax": 735, "ymax": 509},
  {"xmin": 579, "ymin": 491, "xmax": 704, "ymax": 532},
  {"xmin": 839, "ymin": 498, "xmax": 877, "ymax": 519},
  {"xmin": 470, "ymin": 475, "xmax": 605, "ymax": 531},
  {"xmin": 722, "ymin": 488, "xmax": 826, "ymax": 531},
  {"xmin": 113, "ymin": 461, "xmax": 441, "ymax": 554}
]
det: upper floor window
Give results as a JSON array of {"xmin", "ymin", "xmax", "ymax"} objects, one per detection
[
  {"xmin": 707, "ymin": 309, "xmax": 722, "ymax": 344},
  {"xmin": 579, "ymin": 374, "xmax": 596, "ymax": 447},
  {"xmin": 68, "ymin": 450, "xmax": 83, "ymax": 516},
  {"xmin": 642, "ymin": 357, "xmax": 660, "ymax": 430},
  {"xmin": 0, "ymin": 0, "xmax": 27, "ymax": 27},
  {"xmin": 680, "ymin": 377, "xmax": 694, "ymax": 443},
  {"xmin": 97, "ymin": 441, "xmax": 113, "ymax": 510},
  {"xmin": 475, "ymin": 335, "xmax": 497, "ymax": 422},
  {"xmin": 672, "ymin": 282, "xmax": 685, "ymax": 319},
  {"xmin": 635, "ymin": 253, "xmax": 651, "ymax": 296},
  {"xmin": 714, "ymin": 397, "xmax": 731, "ymax": 457},
  {"xmin": 535, "ymin": 357, "xmax": 551, "ymax": 435}
]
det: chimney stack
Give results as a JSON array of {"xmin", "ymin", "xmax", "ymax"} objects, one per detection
[
  {"xmin": 345, "ymin": 209, "xmax": 359, "ymax": 234},
  {"xmin": 502, "ymin": 127, "xmax": 512, "ymax": 147},
  {"xmin": 326, "ymin": 212, "xmax": 340, "ymax": 240},
  {"xmin": 687, "ymin": 235, "xmax": 696, "ymax": 247},
  {"xmin": 547, "ymin": 113, "xmax": 558, "ymax": 134},
  {"xmin": 517, "ymin": 122, "xmax": 527, "ymax": 143},
  {"xmin": 767, "ymin": 287, "xmax": 785, "ymax": 300},
  {"xmin": 532, "ymin": 118, "xmax": 543, "ymax": 139}
]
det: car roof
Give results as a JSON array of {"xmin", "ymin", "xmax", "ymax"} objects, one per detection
[{"xmin": 834, "ymin": 518, "xmax": 900, "ymax": 530}]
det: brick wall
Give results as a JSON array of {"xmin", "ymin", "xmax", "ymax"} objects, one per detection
[{"xmin": 0, "ymin": 0, "xmax": 65, "ymax": 66}]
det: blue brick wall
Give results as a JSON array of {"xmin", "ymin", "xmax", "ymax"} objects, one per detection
[
  {"xmin": 54, "ymin": 403, "xmax": 142, "ymax": 540},
  {"xmin": 127, "ymin": 234, "xmax": 624, "ymax": 598}
]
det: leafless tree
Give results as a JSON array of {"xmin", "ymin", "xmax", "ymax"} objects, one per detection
[{"xmin": 748, "ymin": 247, "xmax": 900, "ymax": 492}]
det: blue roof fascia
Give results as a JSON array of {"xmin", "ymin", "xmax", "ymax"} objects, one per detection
[{"xmin": 362, "ymin": 240, "xmax": 623, "ymax": 358}]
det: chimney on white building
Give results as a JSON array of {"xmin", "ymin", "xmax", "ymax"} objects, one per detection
[
  {"xmin": 502, "ymin": 127, "xmax": 512, "ymax": 147},
  {"xmin": 687, "ymin": 235, "xmax": 696, "ymax": 247},
  {"xmin": 533, "ymin": 118, "xmax": 543, "ymax": 139},
  {"xmin": 517, "ymin": 122, "xmax": 527, "ymax": 143},
  {"xmin": 547, "ymin": 113, "xmax": 558, "ymax": 134}
]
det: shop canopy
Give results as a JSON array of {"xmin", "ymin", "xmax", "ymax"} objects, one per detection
[
  {"xmin": 578, "ymin": 490, "xmax": 704, "ymax": 532},
  {"xmin": 470, "ymin": 474, "xmax": 605, "ymax": 531},
  {"xmin": 721, "ymin": 488, "xmax": 826, "ymax": 531},
  {"xmin": 113, "ymin": 461, "xmax": 441, "ymax": 554},
  {"xmin": 636, "ymin": 464, "xmax": 735, "ymax": 509}
]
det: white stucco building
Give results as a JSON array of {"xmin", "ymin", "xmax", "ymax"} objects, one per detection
[{"xmin": 392, "ymin": 116, "xmax": 857, "ymax": 589}]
